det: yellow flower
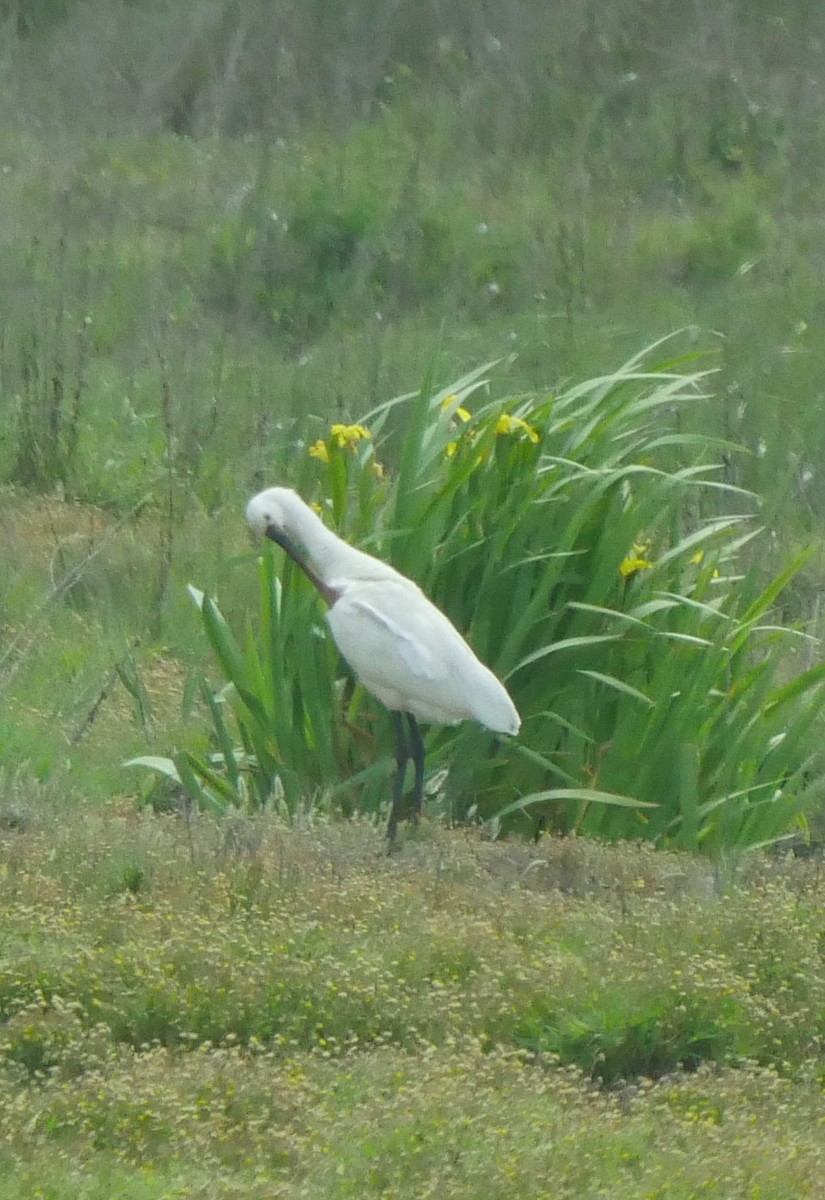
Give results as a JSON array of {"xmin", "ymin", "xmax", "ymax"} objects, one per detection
[
  {"xmin": 495, "ymin": 413, "xmax": 540, "ymax": 443},
  {"xmin": 689, "ymin": 549, "xmax": 720, "ymax": 578},
  {"xmin": 441, "ymin": 396, "xmax": 473, "ymax": 459},
  {"xmin": 619, "ymin": 555, "xmax": 652, "ymax": 578},
  {"xmin": 330, "ymin": 423, "xmax": 372, "ymax": 449},
  {"xmin": 370, "ymin": 459, "xmax": 386, "ymax": 480},
  {"xmin": 308, "ymin": 439, "xmax": 330, "ymax": 463},
  {"xmin": 441, "ymin": 395, "xmax": 472, "ymax": 423},
  {"xmin": 620, "ymin": 540, "xmax": 654, "ymax": 578}
]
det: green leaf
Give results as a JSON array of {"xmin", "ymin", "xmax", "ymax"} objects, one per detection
[
  {"xmin": 201, "ymin": 595, "xmax": 247, "ymax": 688},
  {"xmin": 738, "ymin": 545, "xmax": 815, "ymax": 627},
  {"xmin": 763, "ymin": 660, "xmax": 825, "ymax": 716},
  {"xmin": 200, "ymin": 682, "xmax": 241, "ymax": 792},
  {"xmin": 511, "ymin": 634, "xmax": 623, "ymax": 675},
  {"xmin": 496, "ymin": 788, "xmax": 659, "ymax": 820},
  {"xmin": 173, "ymin": 751, "xmax": 228, "ymax": 816},
  {"xmin": 124, "ymin": 755, "xmax": 181, "ymax": 782},
  {"xmin": 578, "ymin": 670, "xmax": 654, "ymax": 707}
]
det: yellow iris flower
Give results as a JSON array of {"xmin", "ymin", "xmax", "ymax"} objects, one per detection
[
  {"xmin": 330, "ymin": 423, "xmax": 372, "ymax": 449},
  {"xmin": 620, "ymin": 540, "xmax": 654, "ymax": 579},
  {"xmin": 308, "ymin": 439, "xmax": 330, "ymax": 463},
  {"xmin": 309, "ymin": 423, "xmax": 372, "ymax": 463},
  {"xmin": 690, "ymin": 549, "xmax": 720, "ymax": 578},
  {"xmin": 495, "ymin": 413, "xmax": 540, "ymax": 443},
  {"xmin": 441, "ymin": 395, "xmax": 472, "ymax": 423}
]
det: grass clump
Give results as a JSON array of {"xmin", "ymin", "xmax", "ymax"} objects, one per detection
[{"xmin": 137, "ymin": 344, "xmax": 825, "ymax": 852}]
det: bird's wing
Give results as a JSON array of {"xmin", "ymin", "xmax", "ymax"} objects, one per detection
[
  {"xmin": 326, "ymin": 580, "xmax": 518, "ymax": 730},
  {"xmin": 344, "ymin": 596, "xmax": 444, "ymax": 681}
]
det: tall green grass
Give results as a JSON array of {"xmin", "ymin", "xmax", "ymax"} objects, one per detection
[{"xmin": 132, "ymin": 342, "xmax": 825, "ymax": 851}]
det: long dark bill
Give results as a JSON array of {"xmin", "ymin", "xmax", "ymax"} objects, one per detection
[{"xmin": 265, "ymin": 525, "xmax": 339, "ymax": 608}]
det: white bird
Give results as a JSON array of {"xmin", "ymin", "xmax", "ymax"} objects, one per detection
[{"xmin": 246, "ymin": 487, "xmax": 520, "ymax": 839}]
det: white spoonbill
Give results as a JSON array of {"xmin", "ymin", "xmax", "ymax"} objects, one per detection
[{"xmin": 245, "ymin": 487, "xmax": 520, "ymax": 839}]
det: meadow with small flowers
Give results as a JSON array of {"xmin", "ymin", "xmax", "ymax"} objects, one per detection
[
  {"xmin": 4, "ymin": 2, "xmax": 825, "ymax": 1195},
  {"xmin": 2, "ymin": 799, "xmax": 825, "ymax": 1198}
]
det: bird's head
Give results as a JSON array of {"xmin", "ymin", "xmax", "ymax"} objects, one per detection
[
  {"xmin": 246, "ymin": 486, "xmax": 340, "ymax": 605},
  {"xmin": 245, "ymin": 487, "xmax": 301, "ymax": 548}
]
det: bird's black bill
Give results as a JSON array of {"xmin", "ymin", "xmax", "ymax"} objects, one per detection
[
  {"xmin": 264, "ymin": 524, "xmax": 338, "ymax": 608},
  {"xmin": 264, "ymin": 525, "xmax": 294, "ymax": 555}
]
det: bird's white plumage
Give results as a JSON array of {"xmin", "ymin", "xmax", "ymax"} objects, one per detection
[{"xmin": 245, "ymin": 487, "xmax": 520, "ymax": 736}]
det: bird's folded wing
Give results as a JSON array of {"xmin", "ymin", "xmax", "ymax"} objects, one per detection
[{"xmin": 345, "ymin": 597, "xmax": 444, "ymax": 681}]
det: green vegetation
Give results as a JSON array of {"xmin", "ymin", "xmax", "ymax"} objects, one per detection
[
  {"xmin": 3, "ymin": 1, "xmax": 825, "ymax": 1191},
  {"xmin": 1, "ymin": 802, "xmax": 825, "ymax": 1197},
  {"xmin": 132, "ymin": 353, "xmax": 825, "ymax": 850}
]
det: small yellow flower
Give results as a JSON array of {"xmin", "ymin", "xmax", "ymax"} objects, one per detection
[
  {"xmin": 495, "ymin": 413, "xmax": 540, "ymax": 443},
  {"xmin": 330, "ymin": 423, "xmax": 371, "ymax": 449},
  {"xmin": 619, "ymin": 556, "xmax": 652, "ymax": 578},
  {"xmin": 690, "ymin": 549, "xmax": 721, "ymax": 578},
  {"xmin": 620, "ymin": 540, "xmax": 654, "ymax": 578},
  {"xmin": 441, "ymin": 395, "xmax": 472, "ymax": 423},
  {"xmin": 370, "ymin": 459, "xmax": 386, "ymax": 480},
  {"xmin": 442, "ymin": 396, "xmax": 473, "ymax": 458},
  {"xmin": 308, "ymin": 439, "xmax": 330, "ymax": 463}
]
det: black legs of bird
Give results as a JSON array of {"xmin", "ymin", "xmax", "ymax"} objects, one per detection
[
  {"xmin": 388, "ymin": 711, "xmax": 426, "ymax": 843},
  {"xmin": 246, "ymin": 487, "xmax": 520, "ymax": 843}
]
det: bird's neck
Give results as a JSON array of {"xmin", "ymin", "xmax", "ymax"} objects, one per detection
[{"xmin": 293, "ymin": 504, "xmax": 380, "ymax": 585}]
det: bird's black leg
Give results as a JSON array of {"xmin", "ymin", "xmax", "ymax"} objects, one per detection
[
  {"xmin": 387, "ymin": 711, "xmax": 409, "ymax": 843},
  {"xmin": 406, "ymin": 713, "xmax": 426, "ymax": 824}
]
